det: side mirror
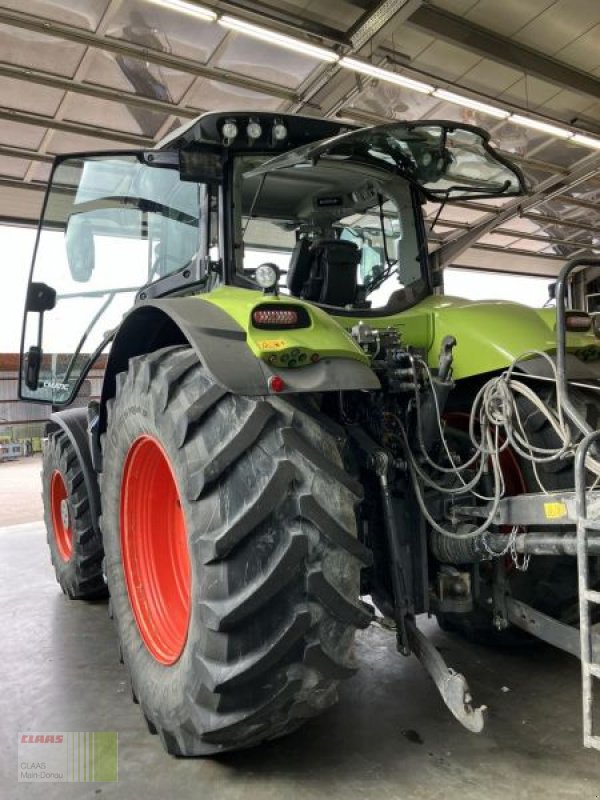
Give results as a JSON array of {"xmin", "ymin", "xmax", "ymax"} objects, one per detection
[
  {"xmin": 65, "ymin": 214, "xmax": 95, "ymax": 282},
  {"xmin": 24, "ymin": 282, "xmax": 56, "ymax": 391}
]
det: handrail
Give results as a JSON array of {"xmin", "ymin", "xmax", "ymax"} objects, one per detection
[{"xmin": 555, "ymin": 256, "xmax": 600, "ymax": 437}]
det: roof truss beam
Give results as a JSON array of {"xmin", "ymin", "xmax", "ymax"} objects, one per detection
[
  {"xmin": 0, "ymin": 108, "xmax": 153, "ymax": 147},
  {"xmin": 429, "ymin": 219, "xmax": 595, "ymax": 250},
  {"xmin": 0, "ymin": 63, "xmax": 199, "ymax": 120},
  {"xmin": 290, "ymin": 0, "xmax": 422, "ymax": 113},
  {"xmin": 407, "ymin": 5, "xmax": 600, "ymax": 103},
  {"xmin": 0, "ymin": 145, "xmax": 53, "ymax": 163},
  {"xmin": 0, "ymin": 7, "xmax": 296, "ymax": 103}
]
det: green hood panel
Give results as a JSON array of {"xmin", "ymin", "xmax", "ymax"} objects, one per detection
[
  {"xmin": 419, "ymin": 295, "xmax": 600, "ymax": 378},
  {"xmin": 334, "ymin": 294, "xmax": 598, "ymax": 380},
  {"xmin": 417, "ymin": 295, "xmax": 558, "ymax": 378},
  {"xmin": 196, "ymin": 286, "xmax": 599, "ymax": 382}
]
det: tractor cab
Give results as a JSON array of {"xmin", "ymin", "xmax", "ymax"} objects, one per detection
[
  {"xmin": 19, "ymin": 112, "xmax": 524, "ymax": 408},
  {"xmin": 231, "ymin": 121, "xmax": 524, "ymax": 310}
]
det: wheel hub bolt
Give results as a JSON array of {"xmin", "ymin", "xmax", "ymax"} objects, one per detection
[{"xmin": 60, "ymin": 498, "xmax": 70, "ymax": 529}]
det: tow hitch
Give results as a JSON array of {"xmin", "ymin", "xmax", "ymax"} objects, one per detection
[{"xmin": 406, "ymin": 617, "xmax": 486, "ymax": 733}]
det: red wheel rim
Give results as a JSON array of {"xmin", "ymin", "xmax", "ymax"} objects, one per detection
[
  {"xmin": 444, "ymin": 412, "xmax": 527, "ymax": 496},
  {"xmin": 444, "ymin": 412, "xmax": 528, "ymax": 568},
  {"xmin": 50, "ymin": 470, "xmax": 73, "ymax": 562},
  {"xmin": 120, "ymin": 435, "xmax": 191, "ymax": 666}
]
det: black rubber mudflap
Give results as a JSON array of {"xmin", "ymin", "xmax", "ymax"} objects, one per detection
[{"xmin": 100, "ymin": 346, "xmax": 373, "ymax": 756}]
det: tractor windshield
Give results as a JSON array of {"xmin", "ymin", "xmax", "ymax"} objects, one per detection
[
  {"xmin": 233, "ymin": 154, "xmax": 426, "ymax": 310},
  {"xmin": 20, "ymin": 153, "xmax": 206, "ymax": 404}
]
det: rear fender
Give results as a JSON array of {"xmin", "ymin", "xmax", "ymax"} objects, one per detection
[{"xmin": 97, "ymin": 297, "xmax": 379, "ymax": 451}]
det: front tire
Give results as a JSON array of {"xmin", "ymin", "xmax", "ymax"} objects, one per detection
[
  {"xmin": 42, "ymin": 430, "xmax": 107, "ymax": 599},
  {"xmin": 100, "ymin": 346, "xmax": 372, "ymax": 756}
]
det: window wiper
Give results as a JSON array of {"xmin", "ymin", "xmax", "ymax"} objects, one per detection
[
  {"xmin": 62, "ymin": 292, "xmax": 118, "ymax": 386},
  {"xmin": 419, "ymin": 180, "xmax": 511, "ymax": 267},
  {"xmin": 429, "ymin": 188, "xmax": 451, "ymax": 234},
  {"xmin": 364, "ymin": 194, "xmax": 398, "ymax": 295},
  {"xmin": 242, "ymin": 173, "xmax": 268, "ymax": 238},
  {"xmin": 71, "ymin": 196, "xmax": 199, "ymax": 227},
  {"xmin": 427, "ymin": 180, "xmax": 511, "ymax": 203},
  {"xmin": 429, "ymin": 180, "xmax": 509, "ymax": 233}
]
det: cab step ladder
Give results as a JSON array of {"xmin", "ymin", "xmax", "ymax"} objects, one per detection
[{"xmin": 575, "ymin": 429, "xmax": 600, "ymax": 751}]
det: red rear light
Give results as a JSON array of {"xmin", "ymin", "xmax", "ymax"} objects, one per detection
[
  {"xmin": 268, "ymin": 375, "xmax": 286, "ymax": 393},
  {"xmin": 253, "ymin": 309, "xmax": 299, "ymax": 326},
  {"xmin": 251, "ymin": 303, "xmax": 310, "ymax": 330}
]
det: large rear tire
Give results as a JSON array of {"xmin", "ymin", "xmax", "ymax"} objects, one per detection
[
  {"xmin": 42, "ymin": 430, "xmax": 107, "ymax": 599},
  {"xmin": 100, "ymin": 346, "xmax": 372, "ymax": 756}
]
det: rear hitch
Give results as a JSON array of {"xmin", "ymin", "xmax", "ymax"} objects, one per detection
[{"xmin": 406, "ymin": 616, "xmax": 486, "ymax": 733}]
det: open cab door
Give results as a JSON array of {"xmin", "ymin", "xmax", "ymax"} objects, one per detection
[{"xmin": 19, "ymin": 150, "xmax": 219, "ymax": 406}]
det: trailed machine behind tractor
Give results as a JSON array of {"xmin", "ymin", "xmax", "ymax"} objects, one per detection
[{"xmin": 20, "ymin": 112, "xmax": 600, "ymax": 755}]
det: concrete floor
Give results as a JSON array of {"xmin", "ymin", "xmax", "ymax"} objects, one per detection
[
  {"xmin": 0, "ymin": 454, "xmax": 43, "ymax": 525},
  {"xmin": 3, "ymin": 524, "xmax": 600, "ymax": 799}
]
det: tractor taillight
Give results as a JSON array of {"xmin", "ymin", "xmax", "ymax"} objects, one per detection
[
  {"xmin": 268, "ymin": 375, "xmax": 286, "ymax": 393},
  {"xmin": 251, "ymin": 304, "xmax": 310, "ymax": 330},
  {"xmin": 253, "ymin": 309, "xmax": 298, "ymax": 326}
]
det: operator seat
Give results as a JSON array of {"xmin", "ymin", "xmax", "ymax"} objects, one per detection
[
  {"xmin": 287, "ymin": 238, "xmax": 312, "ymax": 297},
  {"xmin": 287, "ymin": 238, "xmax": 360, "ymax": 306}
]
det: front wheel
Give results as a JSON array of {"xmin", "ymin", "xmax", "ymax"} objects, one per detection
[
  {"xmin": 42, "ymin": 429, "xmax": 107, "ymax": 599},
  {"xmin": 100, "ymin": 346, "xmax": 372, "ymax": 756}
]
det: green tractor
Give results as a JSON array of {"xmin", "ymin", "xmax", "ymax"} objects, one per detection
[{"xmin": 20, "ymin": 112, "xmax": 600, "ymax": 755}]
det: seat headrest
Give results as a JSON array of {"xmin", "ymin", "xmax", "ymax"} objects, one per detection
[
  {"xmin": 305, "ymin": 239, "xmax": 360, "ymax": 306},
  {"xmin": 287, "ymin": 238, "xmax": 312, "ymax": 296}
]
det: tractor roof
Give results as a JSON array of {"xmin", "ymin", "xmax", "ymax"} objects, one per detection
[{"xmin": 157, "ymin": 111, "xmax": 358, "ymax": 153}]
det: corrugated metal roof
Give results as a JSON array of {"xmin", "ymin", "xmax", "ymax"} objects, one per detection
[{"xmin": 0, "ymin": 0, "xmax": 597, "ymax": 275}]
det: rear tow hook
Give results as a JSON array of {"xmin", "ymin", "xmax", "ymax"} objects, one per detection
[{"xmin": 406, "ymin": 617, "xmax": 486, "ymax": 733}]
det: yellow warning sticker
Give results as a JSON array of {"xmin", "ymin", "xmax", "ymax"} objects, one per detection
[
  {"xmin": 544, "ymin": 502, "xmax": 568, "ymax": 520},
  {"xmin": 257, "ymin": 339, "xmax": 287, "ymax": 351}
]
